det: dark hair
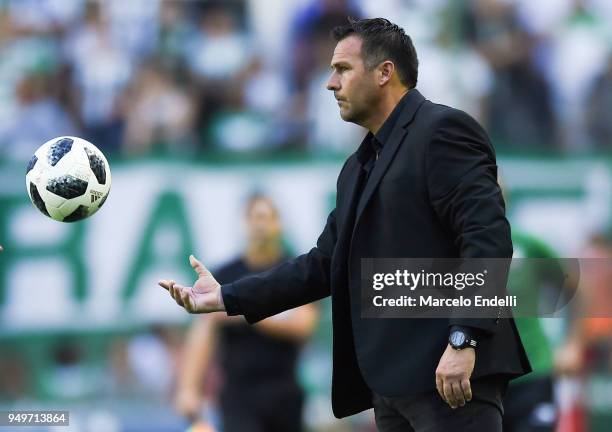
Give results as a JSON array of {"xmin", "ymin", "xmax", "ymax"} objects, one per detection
[{"xmin": 331, "ymin": 17, "xmax": 418, "ymax": 88}]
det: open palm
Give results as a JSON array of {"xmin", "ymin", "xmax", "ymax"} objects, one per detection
[{"xmin": 159, "ymin": 255, "xmax": 224, "ymax": 313}]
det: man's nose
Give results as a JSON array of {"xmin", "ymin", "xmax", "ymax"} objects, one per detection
[{"xmin": 326, "ymin": 73, "xmax": 339, "ymax": 91}]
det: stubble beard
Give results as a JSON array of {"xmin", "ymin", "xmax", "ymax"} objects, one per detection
[
  {"xmin": 339, "ymin": 101, "xmax": 368, "ymax": 126},
  {"xmin": 338, "ymin": 81, "xmax": 379, "ymax": 128}
]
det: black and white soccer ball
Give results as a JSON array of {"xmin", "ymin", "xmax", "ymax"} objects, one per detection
[{"xmin": 25, "ymin": 136, "xmax": 111, "ymax": 222}]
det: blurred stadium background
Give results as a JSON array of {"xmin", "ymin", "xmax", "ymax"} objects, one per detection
[{"xmin": 0, "ymin": 0, "xmax": 611, "ymax": 431}]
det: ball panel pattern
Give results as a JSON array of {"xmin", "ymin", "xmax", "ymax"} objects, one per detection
[
  {"xmin": 84, "ymin": 147, "xmax": 106, "ymax": 185},
  {"xmin": 46, "ymin": 175, "xmax": 88, "ymax": 199},
  {"xmin": 29, "ymin": 182, "xmax": 49, "ymax": 217},
  {"xmin": 63, "ymin": 205, "xmax": 89, "ymax": 222},
  {"xmin": 97, "ymin": 193, "xmax": 108, "ymax": 209},
  {"xmin": 47, "ymin": 137, "xmax": 74, "ymax": 167},
  {"xmin": 26, "ymin": 154, "xmax": 38, "ymax": 174}
]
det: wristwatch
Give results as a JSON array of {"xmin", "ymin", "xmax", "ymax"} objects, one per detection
[{"xmin": 449, "ymin": 330, "xmax": 477, "ymax": 350}]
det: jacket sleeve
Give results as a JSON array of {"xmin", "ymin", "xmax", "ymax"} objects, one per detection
[
  {"xmin": 426, "ymin": 108, "xmax": 513, "ymax": 335},
  {"xmin": 222, "ymin": 207, "xmax": 338, "ymax": 324}
]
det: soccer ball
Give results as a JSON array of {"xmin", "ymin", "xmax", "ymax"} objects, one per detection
[{"xmin": 25, "ymin": 136, "xmax": 111, "ymax": 222}]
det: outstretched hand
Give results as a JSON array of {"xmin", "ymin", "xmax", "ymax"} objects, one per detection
[{"xmin": 159, "ymin": 255, "xmax": 225, "ymax": 313}]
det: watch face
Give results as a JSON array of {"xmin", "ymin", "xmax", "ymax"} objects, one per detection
[{"xmin": 450, "ymin": 331, "xmax": 466, "ymax": 347}]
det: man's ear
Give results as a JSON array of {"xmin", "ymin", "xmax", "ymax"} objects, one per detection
[{"xmin": 378, "ymin": 61, "xmax": 395, "ymax": 86}]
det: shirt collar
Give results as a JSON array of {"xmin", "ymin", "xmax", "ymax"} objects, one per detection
[
  {"xmin": 355, "ymin": 89, "xmax": 412, "ymax": 167},
  {"xmin": 375, "ymin": 89, "xmax": 411, "ymax": 146}
]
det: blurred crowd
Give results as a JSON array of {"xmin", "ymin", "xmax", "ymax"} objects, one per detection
[
  {"xmin": 0, "ymin": 326, "xmax": 183, "ymax": 403},
  {"xmin": 0, "ymin": 0, "xmax": 611, "ymax": 161}
]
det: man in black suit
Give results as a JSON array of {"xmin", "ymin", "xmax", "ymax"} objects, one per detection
[{"xmin": 160, "ymin": 17, "xmax": 531, "ymax": 431}]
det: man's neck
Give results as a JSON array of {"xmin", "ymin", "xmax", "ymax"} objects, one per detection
[{"xmin": 365, "ymin": 88, "xmax": 410, "ymax": 134}]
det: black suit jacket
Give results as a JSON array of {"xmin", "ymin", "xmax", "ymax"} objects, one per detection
[{"xmin": 222, "ymin": 89, "xmax": 531, "ymax": 418}]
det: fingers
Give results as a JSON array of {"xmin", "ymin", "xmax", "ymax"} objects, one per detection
[
  {"xmin": 442, "ymin": 380, "xmax": 455, "ymax": 408},
  {"xmin": 159, "ymin": 280, "xmax": 187, "ymax": 309},
  {"xmin": 159, "ymin": 280, "xmax": 177, "ymax": 297},
  {"xmin": 438, "ymin": 377, "xmax": 471, "ymax": 409},
  {"xmin": 451, "ymin": 381, "xmax": 466, "ymax": 407},
  {"xmin": 460, "ymin": 378, "xmax": 472, "ymax": 402},
  {"xmin": 180, "ymin": 286, "xmax": 193, "ymax": 312},
  {"xmin": 189, "ymin": 254, "xmax": 207, "ymax": 277},
  {"xmin": 158, "ymin": 279, "xmax": 173, "ymax": 291},
  {"xmin": 172, "ymin": 283, "xmax": 196, "ymax": 312},
  {"xmin": 169, "ymin": 281, "xmax": 184, "ymax": 307},
  {"xmin": 435, "ymin": 376, "xmax": 445, "ymax": 401}
]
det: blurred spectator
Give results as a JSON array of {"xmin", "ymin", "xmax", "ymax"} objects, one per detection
[
  {"xmin": 551, "ymin": 232, "xmax": 612, "ymax": 432},
  {"xmin": 175, "ymin": 194, "xmax": 318, "ymax": 432},
  {"xmin": 105, "ymin": 0, "xmax": 161, "ymax": 60},
  {"xmin": 561, "ymin": 233, "xmax": 612, "ymax": 375},
  {"xmin": 207, "ymin": 54, "xmax": 294, "ymax": 152},
  {"xmin": 416, "ymin": 5, "xmax": 493, "ymax": 125},
  {"xmin": 547, "ymin": 0, "xmax": 610, "ymax": 151},
  {"xmin": 205, "ymin": 52, "xmax": 291, "ymax": 153},
  {"xmin": 107, "ymin": 326, "xmax": 181, "ymax": 399},
  {"xmin": 122, "ymin": 60, "xmax": 196, "ymax": 155},
  {"xmin": 0, "ymin": 5, "xmax": 68, "ymax": 159},
  {"xmin": 289, "ymin": 0, "xmax": 361, "ymax": 92},
  {"xmin": 186, "ymin": 4, "xmax": 251, "ymax": 82},
  {"xmin": 184, "ymin": 3, "xmax": 254, "ymax": 150},
  {"xmin": 157, "ymin": 0, "xmax": 194, "ymax": 68},
  {"xmin": 289, "ymin": 1, "xmax": 364, "ymax": 152},
  {"xmin": 462, "ymin": 0, "xmax": 556, "ymax": 149},
  {"xmin": 0, "ymin": 72, "xmax": 77, "ymax": 161},
  {"xmin": 242, "ymin": 56, "xmax": 289, "ymax": 116},
  {"xmin": 107, "ymin": 336, "xmax": 137, "ymax": 396},
  {"xmin": 63, "ymin": 1, "xmax": 131, "ymax": 154},
  {"xmin": 42, "ymin": 341, "xmax": 104, "ymax": 400},
  {"xmin": 4, "ymin": 0, "xmax": 83, "ymax": 34},
  {"xmin": 513, "ymin": 0, "xmax": 573, "ymax": 37},
  {"xmin": 586, "ymin": 53, "xmax": 612, "ymax": 149},
  {"xmin": 126, "ymin": 326, "xmax": 179, "ymax": 398}
]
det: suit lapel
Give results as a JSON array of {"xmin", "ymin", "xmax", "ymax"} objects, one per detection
[
  {"xmin": 352, "ymin": 89, "xmax": 427, "ymax": 240},
  {"xmin": 354, "ymin": 125, "xmax": 407, "ymax": 224},
  {"xmin": 335, "ymin": 159, "xmax": 363, "ymax": 251}
]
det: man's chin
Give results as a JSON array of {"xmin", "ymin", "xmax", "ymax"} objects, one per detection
[
  {"xmin": 339, "ymin": 109, "xmax": 353, "ymax": 122},
  {"xmin": 339, "ymin": 110, "xmax": 364, "ymax": 126}
]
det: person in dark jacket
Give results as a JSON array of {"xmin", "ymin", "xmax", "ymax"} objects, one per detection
[{"xmin": 161, "ymin": 17, "xmax": 530, "ymax": 432}]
